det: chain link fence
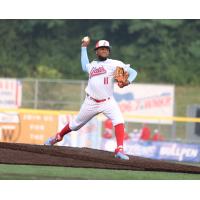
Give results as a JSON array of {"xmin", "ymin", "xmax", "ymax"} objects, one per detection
[
  {"xmin": 21, "ymin": 78, "xmax": 87, "ymax": 111},
  {"xmin": 20, "ymin": 78, "xmax": 200, "ymax": 142}
]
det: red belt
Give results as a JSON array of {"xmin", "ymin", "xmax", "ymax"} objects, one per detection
[{"xmin": 87, "ymin": 94, "xmax": 110, "ymax": 103}]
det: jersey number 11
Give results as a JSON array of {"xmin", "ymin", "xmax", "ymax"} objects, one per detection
[{"xmin": 104, "ymin": 77, "xmax": 109, "ymax": 85}]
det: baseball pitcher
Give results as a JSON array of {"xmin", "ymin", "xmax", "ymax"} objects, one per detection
[{"xmin": 44, "ymin": 36, "xmax": 137, "ymax": 160}]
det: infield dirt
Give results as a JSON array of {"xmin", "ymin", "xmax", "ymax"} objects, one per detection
[{"xmin": 0, "ymin": 142, "xmax": 200, "ymax": 174}]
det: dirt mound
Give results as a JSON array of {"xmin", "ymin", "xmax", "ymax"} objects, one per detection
[{"xmin": 0, "ymin": 142, "xmax": 200, "ymax": 174}]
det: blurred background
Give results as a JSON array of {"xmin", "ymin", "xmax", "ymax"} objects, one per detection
[
  {"xmin": 1, "ymin": 19, "xmax": 200, "ymax": 84},
  {"xmin": 1, "ymin": 19, "xmax": 200, "ymax": 163}
]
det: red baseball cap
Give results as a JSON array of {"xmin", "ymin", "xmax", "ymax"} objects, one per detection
[{"xmin": 94, "ymin": 40, "xmax": 111, "ymax": 50}]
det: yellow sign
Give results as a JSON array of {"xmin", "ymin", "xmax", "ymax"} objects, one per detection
[{"xmin": 19, "ymin": 113, "xmax": 58, "ymax": 144}]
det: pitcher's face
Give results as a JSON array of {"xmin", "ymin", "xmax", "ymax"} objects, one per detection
[{"xmin": 96, "ymin": 47, "xmax": 110, "ymax": 59}]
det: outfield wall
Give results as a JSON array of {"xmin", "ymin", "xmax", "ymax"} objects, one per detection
[
  {"xmin": 101, "ymin": 139, "xmax": 200, "ymax": 163},
  {"xmin": 1, "ymin": 108, "xmax": 200, "ymax": 163}
]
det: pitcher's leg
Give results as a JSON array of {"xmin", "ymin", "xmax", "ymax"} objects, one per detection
[
  {"xmin": 44, "ymin": 97, "xmax": 98, "ymax": 145},
  {"xmin": 114, "ymin": 123, "xmax": 129, "ymax": 160},
  {"xmin": 103, "ymin": 98, "xmax": 125, "ymax": 146},
  {"xmin": 114, "ymin": 123, "xmax": 125, "ymax": 148},
  {"xmin": 102, "ymin": 98, "xmax": 129, "ymax": 160}
]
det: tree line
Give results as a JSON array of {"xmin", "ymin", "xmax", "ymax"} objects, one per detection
[{"xmin": 0, "ymin": 19, "xmax": 200, "ymax": 85}]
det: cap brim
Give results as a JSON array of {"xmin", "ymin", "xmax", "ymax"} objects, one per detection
[{"xmin": 94, "ymin": 46, "xmax": 112, "ymax": 51}]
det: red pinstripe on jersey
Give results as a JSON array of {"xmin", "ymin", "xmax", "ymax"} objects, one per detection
[{"xmin": 104, "ymin": 77, "xmax": 108, "ymax": 84}]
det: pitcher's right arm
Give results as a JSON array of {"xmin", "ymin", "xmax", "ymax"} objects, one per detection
[
  {"xmin": 81, "ymin": 47, "xmax": 89, "ymax": 72},
  {"xmin": 81, "ymin": 37, "xmax": 90, "ymax": 72}
]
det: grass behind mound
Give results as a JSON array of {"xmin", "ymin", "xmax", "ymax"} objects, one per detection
[{"xmin": 0, "ymin": 164, "xmax": 200, "ymax": 180}]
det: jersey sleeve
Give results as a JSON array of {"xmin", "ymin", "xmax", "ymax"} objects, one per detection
[
  {"xmin": 81, "ymin": 47, "xmax": 90, "ymax": 72},
  {"xmin": 127, "ymin": 67, "xmax": 137, "ymax": 83},
  {"xmin": 115, "ymin": 60, "xmax": 130, "ymax": 70}
]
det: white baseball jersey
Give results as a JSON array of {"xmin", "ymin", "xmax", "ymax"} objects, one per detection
[
  {"xmin": 69, "ymin": 47, "xmax": 137, "ymax": 131},
  {"xmin": 85, "ymin": 59, "xmax": 130, "ymax": 100}
]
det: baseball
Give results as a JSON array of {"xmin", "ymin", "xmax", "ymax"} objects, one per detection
[{"xmin": 82, "ymin": 36, "xmax": 90, "ymax": 42}]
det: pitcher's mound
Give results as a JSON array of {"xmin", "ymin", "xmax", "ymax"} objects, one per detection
[{"xmin": 0, "ymin": 142, "xmax": 200, "ymax": 174}]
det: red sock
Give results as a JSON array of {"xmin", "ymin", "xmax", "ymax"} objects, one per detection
[
  {"xmin": 59, "ymin": 123, "xmax": 71, "ymax": 138},
  {"xmin": 114, "ymin": 123, "xmax": 125, "ymax": 148}
]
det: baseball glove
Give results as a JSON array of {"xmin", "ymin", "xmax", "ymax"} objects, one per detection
[{"xmin": 114, "ymin": 66, "xmax": 129, "ymax": 88}]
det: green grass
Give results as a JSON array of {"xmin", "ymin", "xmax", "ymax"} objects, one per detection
[
  {"xmin": 0, "ymin": 164, "xmax": 200, "ymax": 180},
  {"xmin": 175, "ymin": 85, "xmax": 200, "ymax": 117}
]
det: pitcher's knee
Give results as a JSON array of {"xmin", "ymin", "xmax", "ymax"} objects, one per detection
[
  {"xmin": 112, "ymin": 119, "xmax": 124, "ymax": 126},
  {"xmin": 69, "ymin": 121, "xmax": 83, "ymax": 131}
]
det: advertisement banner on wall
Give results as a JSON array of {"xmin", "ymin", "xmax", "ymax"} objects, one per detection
[
  {"xmin": 0, "ymin": 78, "xmax": 22, "ymax": 108},
  {"xmin": 0, "ymin": 112, "xmax": 20, "ymax": 143},
  {"xmin": 157, "ymin": 142, "xmax": 200, "ymax": 162},
  {"xmin": 114, "ymin": 83, "xmax": 175, "ymax": 124},
  {"xmin": 101, "ymin": 138, "xmax": 200, "ymax": 163},
  {"xmin": 19, "ymin": 113, "xmax": 58, "ymax": 144}
]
